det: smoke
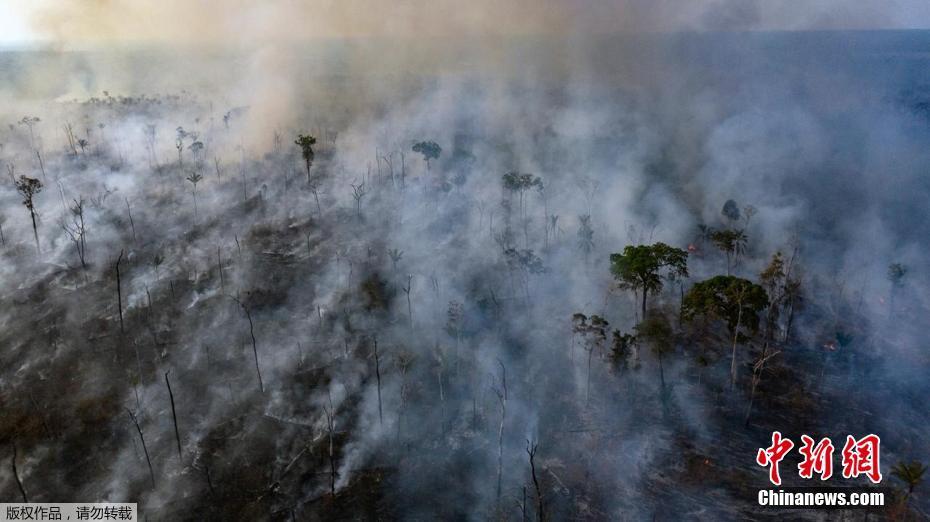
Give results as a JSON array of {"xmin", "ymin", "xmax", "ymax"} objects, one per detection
[{"xmin": 1, "ymin": 1, "xmax": 929, "ymax": 520}]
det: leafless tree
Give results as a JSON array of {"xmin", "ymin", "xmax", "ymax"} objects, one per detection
[
  {"xmin": 491, "ymin": 360, "xmax": 508, "ymax": 501},
  {"xmin": 217, "ymin": 246, "xmax": 225, "ymax": 294},
  {"xmin": 18, "ymin": 116, "xmax": 40, "ymax": 150},
  {"xmin": 402, "ymin": 275, "xmax": 414, "ymax": 329},
  {"xmin": 388, "ymin": 248, "xmax": 403, "ymax": 273},
  {"xmin": 373, "ymin": 336, "xmax": 383, "ymax": 426},
  {"xmin": 308, "ymin": 178, "xmax": 323, "ymax": 219},
  {"xmin": 127, "ymin": 409, "xmax": 156, "ymax": 488},
  {"xmin": 125, "ymin": 198, "xmax": 137, "ymax": 244},
  {"xmin": 35, "ymin": 150, "xmax": 47, "ymax": 182},
  {"xmin": 322, "ymin": 397, "xmax": 337, "ymax": 497},
  {"xmin": 115, "ymin": 250, "xmax": 125, "ymax": 334},
  {"xmin": 526, "ymin": 439, "xmax": 543, "ymax": 522},
  {"xmin": 60, "ymin": 198, "xmax": 88, "ymax": 269},
  {"xmin": 745, "ymin": 348, "xmax": 779, "ymax": 426},
  {"xmin": 64, "ymin": 123, "xmax": 78, "ymax": 155},
  {"xmin": 230, "ymin": 294, "xmax": 264, "ymax": 392},
  {"xmin": 395, "ymin": 352, "xmax": 413, "ymax": 444},
  {"xmin": 10, "ymin": 441, "xmax": 27, "ymax": 502},
  {"xmin": 165, "ymin": 370, "xmax": 183, "ymax": 462},
  {"xmin": 350, "ymin": 180, "xmax": 367, "ymax": 218}
]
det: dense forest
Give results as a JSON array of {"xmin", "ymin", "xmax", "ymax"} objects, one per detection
[{"xmin": 0, "ymin": 28, "xmax": 928, "ymax": 521}]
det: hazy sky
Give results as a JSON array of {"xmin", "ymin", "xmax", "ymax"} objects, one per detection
[{"xmin": 4, "ymin": 0, "xmax": 930, "ymax": 48}]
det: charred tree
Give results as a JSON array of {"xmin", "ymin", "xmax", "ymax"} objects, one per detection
[
  {"xmin": 127, "ymin": 409, "xmax": 156, "ymax": 488},
  {"xmin": 115, "ymin": 250, "xmax": 125, "ymax": 334},
  {"xmin": 527, "ymin": 440, "xmax": 543, "ymax": 522},
  {"xmin": 165, "ymin": 371, "xmax": 183, "ymax": 462},
  {"xmin": 231, "ymin": 295, "xmax": 264, "ymax": 393},
  {"xmin": 11, "ymin": 441, "xmax": 27, "ymax": 502},
  {"xmin": 14, "ymin": 175, "xmax": 43, "ymax": 254}
]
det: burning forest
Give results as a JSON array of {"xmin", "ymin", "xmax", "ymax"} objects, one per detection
[{"xmin": 0, "ymin": 1, "xmax": 929, "ymax": 520}]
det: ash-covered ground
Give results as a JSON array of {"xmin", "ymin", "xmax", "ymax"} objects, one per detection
[{"xmin": 0, "ymin": 29, "xmax": 929, "ymax": 521}]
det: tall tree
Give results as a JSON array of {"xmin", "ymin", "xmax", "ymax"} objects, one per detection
[
  {"xmin": 502, "ymin": 172, "xmax": 543, "ymax": 247},
  {"xmin": 681, "ymin": 275, "xmax": 768, "ymax": 387},
  {"xmin": 577, "ymin": 215, "xmax": 594, "ymax": 262},
  {"xmin": 412, "ymin": 141, "xmax": 441, "ymax": 171},
  {"xmin": 60, "ymin": 198, "xmax": 88, "ymax": 269},
  {"xmin": 635, "ymin": 313, "xmax": 674, "ymax": 388},
  {"xmin": 610, "ymin": 242, "xmax": 689, "ymax": 320},
  {"xmin": 186, "ymin": 171, "xmax": 203, "ymax": 218},
  {"xmin": 710, "ymin": 229, "xmax": 747, "ymax": 275},
  {"xmin": 721, "ymin": 199, "xmax": 741, "ymax": 222},
  {"xmin": 15, "ymin": 176, "xmax": 43, "ymax": 253},
  {"xmin": 295, "ymin": 134, "xmax": 317, "ymax": 184}
]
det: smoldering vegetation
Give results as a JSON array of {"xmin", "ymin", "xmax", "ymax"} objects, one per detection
[{"xmin": 0, "ymin": 31, "xmax": 928, "ymax": 520}]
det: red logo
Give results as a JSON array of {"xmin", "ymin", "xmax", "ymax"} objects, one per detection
[
  {"xmin": 841, "ymin": 434, "xmax": 882, "ymax": 484},
  {"xmin": 756, "ymin": 433, "xmax": 882, "ymax": 485},
  {"xmin": 798, "ymin": 435, "xmax": 834, "ymax": 480},
  {"xmin": 756, "ymin": 431, "xmax": 795, "ymax": 486}
]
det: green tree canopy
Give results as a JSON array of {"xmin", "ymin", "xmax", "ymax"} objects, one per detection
[
  {"xmin": 888, "ymin": 262, "xmax": 907, "ymax": 287},
  {"xmin": 681, "ymin": 275, "xmax": 768, "ymax": 334},
  {"xmin": 681, "ymin": 275, "xmax": 768, "ymax": 386},
  {"xmin": 891, "ymin": 460, "xmax": 927, "ymax": 496},
  {"xmin": 295, "ymin": 133, "xmax": 317, "ymax": 183},
  {"xmin": 412, "ymin": 141, "xmax": 441, "ymax": 170},
  {"xmin": 610, "ymin": 242, "xmax": 688, "ymax": 319},
  {"xmin": 501, "ymin": 172, "xmax": 543, "ymax": 194}
]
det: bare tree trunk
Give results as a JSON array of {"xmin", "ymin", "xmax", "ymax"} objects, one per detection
[
  {"xmin": 313, "ymin": 189, "xmax": 322, "ymax": 219},
  {"xmin": 396, "ymin": 372, "xmax": 407, "ymax": 444},
  {"xmin": 204, "ymin": 464, "xmax": 216, "ymax": 498},
  {"xmin": 217, "ymin": 246, "xmax": 225, "ymax": 294},
  {"xmin": 658, "ymin": 351, "xmax": 666, "ymax": 389},
  {"xmin": 374, "ymin": 338, "xmax": 383, "ymax": 426},
  {"xmin": 36, "ymin": 150, "xmax": 46, "ymax": 183},
  {"xmin": 745, "ymin": 345, "xmax": 778, "ymax": 426},
  {"xmin": 246, "ymin": 308, "xmax": 263, "ymax": 393},
  {"xmin": 494, "ymin": 361, "xmax": 508, "ymax": 501},
  {"xmin": 404, "ymin": 275, "xmax": 413, "ymax": 329},
  {"xmin": 125, "ymin": 198, "xmax": 136, "ymax": 244},
  {"xmin": 730, "ymin": 298, "xmax": 743, "ymax": 388},
  {"xmin": 116, "ymin": 250, "xmax": 125, "ymax": 334},
  {"xmin": 29, "ymin": 209, "xmax": 39, "ymax": 254},
  {"xmin": 323, "ymin": 402, "xmax": 337, "ymax": 497},
  {"xmin": 783, "ymin": 303, "xmax": 796, "ymax": 343},
  {"xmin": 527, "ymin": 440, "xmax": 543, "ymax": 522},
  {"xmin": 11, "ymin": 441, "xmax": 27, "ymax": 502},
  {"xmin": 165, "ymin": 371, "xmax": 182, "ymax": 462},
  {"xmin": 400, "ymin": 151, "xmax": 406, "ymax": 189},
  {"xmin": 586, "ymin": 347, "xmax": 593, "ymax": 406},
  {"xmin": 231, "ymin": 295, "xmax": 263, "ymax": 392},
  {"xmin": 127, "ymin": 409, "xmax": 156, "ymax": 488}
]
